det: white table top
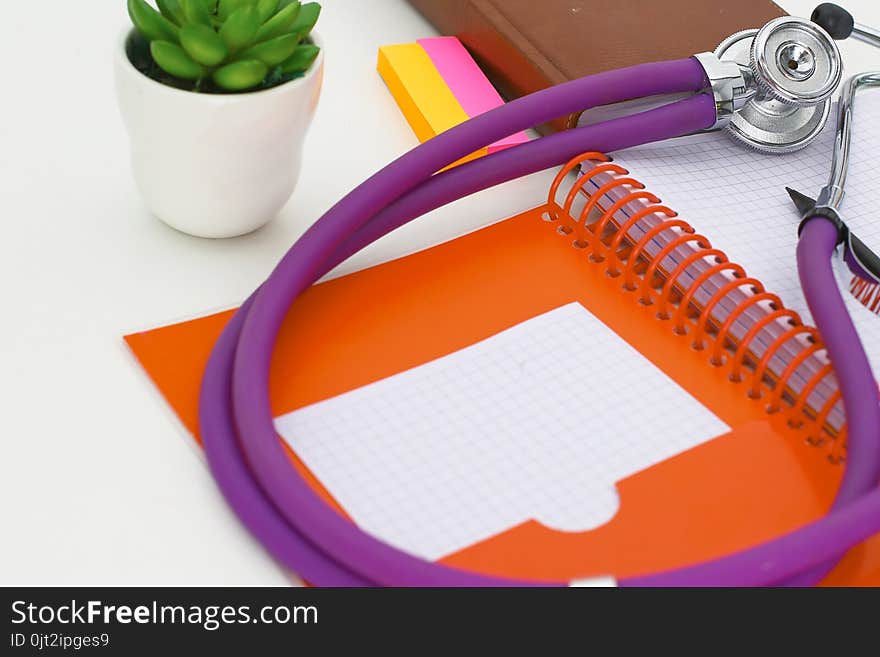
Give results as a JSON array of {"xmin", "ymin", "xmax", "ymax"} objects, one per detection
[{"xmin": 2, "ymin": 0, "xmax": 878, "ymax": 585}]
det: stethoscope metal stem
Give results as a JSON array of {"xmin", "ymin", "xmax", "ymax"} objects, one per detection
[
  {"xmin": 852, "ymin": 22, "xmax": 880, "ymax": 49},
  {"xmin": 819, "ymin": 71, "xmax": 880, "ymax": 212}
]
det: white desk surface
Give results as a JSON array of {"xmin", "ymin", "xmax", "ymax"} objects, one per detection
[{"xmin": 2, "ymin": 0, "xmax": 879, "ymax": 585}]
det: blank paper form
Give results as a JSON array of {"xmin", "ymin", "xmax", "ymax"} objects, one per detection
[{"xmin": 275, "ymin": 302, "xmax": 728, "ymax": 561}]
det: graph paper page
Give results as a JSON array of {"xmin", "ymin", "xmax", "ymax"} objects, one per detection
[
  {"xmin": 611, "ymin": 93, "xmax": 880, "ymax": 375},
  {"xmin": 275, "ymin": 302, "xmax": 728, "ymax": 560}
]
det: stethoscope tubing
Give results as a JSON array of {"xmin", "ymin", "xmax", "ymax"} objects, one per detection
[
  {"xmin": 201, "ymin": 92, "xmax": 718, "ymax": 587},
  {"xmin": 202, "ymin": 57, "xmax": 714, "ymax": 587},
  {"xmin": 199, "ymin": 57, "xmax": 880, "ymax": 586}
]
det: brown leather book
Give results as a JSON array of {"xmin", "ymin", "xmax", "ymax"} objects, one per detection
[{"xmin": 406, "ymin": 0, "xmax": 787, "ymax": 133}]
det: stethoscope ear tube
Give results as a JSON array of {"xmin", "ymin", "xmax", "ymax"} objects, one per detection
[{"xmin": 199, "ymin": 58, "xmax": 880, "ymax": 586}]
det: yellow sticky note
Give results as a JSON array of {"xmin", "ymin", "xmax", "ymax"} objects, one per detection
[{"xmin": 377, "ymin": 43, "xmax": 488, "ymax": 167}]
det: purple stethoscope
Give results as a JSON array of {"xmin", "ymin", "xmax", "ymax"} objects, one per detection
[{"xmin": 199, "ymin": 6, "xmax": 880, "ymax": 586}]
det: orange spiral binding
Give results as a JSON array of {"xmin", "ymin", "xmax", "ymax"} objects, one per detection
[
  {"xmin": 770, "ymin": 338, "xmax": 823, "ymax": 413},
  {"xmin": 547, "ymin": 151, "xmax": 846, "ymax": 461},
  {"xmin": 607, "ymin": 211, "xmax": 681, "ymax": 278},
  {"xmin": 704, "ymin": 291, "xmax": 781, "ymax": 357},
  {"xmin": 656, "ymin": 248, "xmax": 727, "ymax": 320},
  {"xmin": 562, "ymin": 164, "xmax": 629, "ymax": 221},
  {"xmin": 812, "ymin": 390, "xmax": 843, "ymax": 453},
  {"xmin": 830, "ymin": 424, "xmax": 848, "ymax": 463},
  {"xmin": 639, "ymin": 234, "xmax": 710, "ymax": 304},
  {"xmin": 751, "ymin": 325, "xmax": 817, "ymax": 401},
  {"xmin": 790, "ymin": 363, "xmax": 834, "ymax": 429},
  {"xmin": 673, "ymin": 262, "xmax": 746, "ymax": 336},
  {"xmin": 729, "ymin": 309, "xmax": 800, "ymax": 381},
  {"xmin": 574, "ymin": 177, "xmax": 645, "ymax": 247},
  {"xmin": 546, "ymin": 153, "xmax": 610, "ymax": 222},
  {"xmin": 591, "ymin": 191, "xmax": 661, "ymax": 237},
  {"xmin": 621, "ymin": 219, "xmax": 691, "ymax": 291},
  {"xmin": 692, "ymin": 278, "xmax": 764, "ymax": 350}
]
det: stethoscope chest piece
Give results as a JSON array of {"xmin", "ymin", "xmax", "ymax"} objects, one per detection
[{"xmin": 716, "ymin": 17, "xmax": 841, "ymax": 153}]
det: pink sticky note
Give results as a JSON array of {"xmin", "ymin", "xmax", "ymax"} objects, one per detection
[{"xmin": 417, "ymin": 37, "xmax": 530, "ymax": 153}]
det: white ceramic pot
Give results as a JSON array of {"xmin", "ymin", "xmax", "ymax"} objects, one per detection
[{"xmin": 114, "ymin": 29, "xmax": 324, "ymax": 238}]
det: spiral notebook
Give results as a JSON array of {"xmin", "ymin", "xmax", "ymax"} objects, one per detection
[{"xmin": 125, "ymin": 141, "xmax": 880, "ymax": 586}]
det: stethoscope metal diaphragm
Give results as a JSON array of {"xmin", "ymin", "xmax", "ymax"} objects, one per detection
[{"xmin": 716, "ymin": 17, "xmax": 842, "ymax": 153}]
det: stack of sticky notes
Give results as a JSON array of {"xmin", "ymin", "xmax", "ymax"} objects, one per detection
[{"xmin": 377, "ymin": 37, "xmax": 530, "ymax": 166}]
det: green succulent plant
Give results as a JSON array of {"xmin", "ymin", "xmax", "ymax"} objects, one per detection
[{"xmin": 127, "ymin": 0, "xmax": 321, "ymax": 92}]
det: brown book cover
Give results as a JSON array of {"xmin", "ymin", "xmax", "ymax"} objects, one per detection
[{"xmin": 406, "ymin": 0, "xmax": 787, "ymax": 133}]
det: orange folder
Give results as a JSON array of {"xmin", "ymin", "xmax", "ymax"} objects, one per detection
[{"xmin": 125, "ymin": 153, "xmax": 880, "ymax": 585}]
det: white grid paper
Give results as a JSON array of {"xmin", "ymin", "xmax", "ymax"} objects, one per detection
[
  {"xmin": 611, "ymin": 94, "xmax": 880, "ymax": 376},
  {"xmin": 275, "ymin": 303, "xmax": 728, "ymax": 560}
]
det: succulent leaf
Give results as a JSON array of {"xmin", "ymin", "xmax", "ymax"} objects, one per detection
[
  {"xmin": 255, "ymin": 0, "xmax": 280, "ymax": 22},
  {"xmin": 254, "ymin": 1, "xmax": 300, "ymax": 42},
  {"xmin": 279, "ymin": 43, "xmax": 319, "ymax": 74},
  {"xmin": 219, "ymin": 6, "xmax": 261, "ymax": 51},
  {"xmin": 217, "ymin": 0, "xmax": 252, "ymax": 21},
  {"xmin": 156, "ymin": 0, "xmax": 186, "ymax": 25},
  {"xmin": 128, "ymin": 0, "xmax": 180, "ymax": 42},
  {"xmin": 213, "ymin": 59, "xmax": 269, "ymax": 90},
  {"xmin": 237, "ymin": 32, "xmax": 299, "ymax": 66},
  {"xmin": 150, "ymin": 40, "xmax": 205, "ymax": 80},
  {"xmin": 290, "ymin": 2, "xmax": 320, "ymax": 37},
  {"xmin": 129, "ymin": 0, "xmax": 318, "ymax": 91},
  {"xmin": 180, "ymin": 23, "xmax": 229, "ymax": 66},
  {"xmin": 181, "ymin": 0, "xmax": 212, "ymax": 24}
]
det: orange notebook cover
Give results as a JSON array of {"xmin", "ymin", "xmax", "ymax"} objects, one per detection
[{"xmin": 125, "ymin": 153, "xmax": 880, "ymax": 585}]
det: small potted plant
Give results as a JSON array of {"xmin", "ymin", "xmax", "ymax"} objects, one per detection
[{"xmin": 115, "ymin": 0, "xmax": 323, "ymax": 238}]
